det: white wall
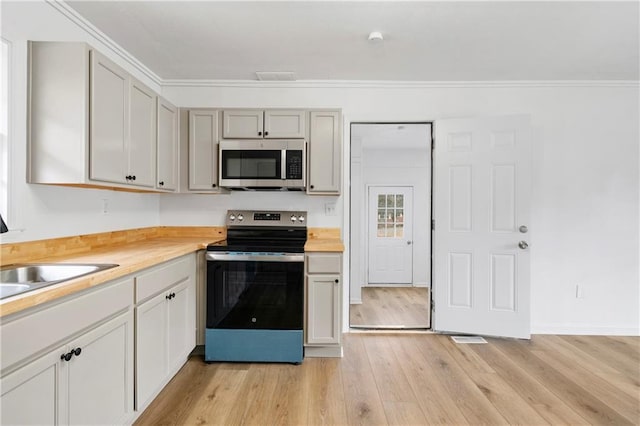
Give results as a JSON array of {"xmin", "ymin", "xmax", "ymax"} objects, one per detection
[
  {"xmin": 2, "ymin": 1, "xmax": 638, "ymax": 335},
  {"xmin": 163, "ymin": 83, "xmax": 639, "ymax": 335},
  {"xmin": 0, "ymin": 1, "xmax": 161, "ymax": 243}
]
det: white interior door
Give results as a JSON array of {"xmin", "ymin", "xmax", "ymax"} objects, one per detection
[
  {"xmin": 368, "ymin": 186, "xmax": 413, "ymax": 284},
  {"xmin": 433, "ymin": 116, "xmax": 531, "ymax": 339}
]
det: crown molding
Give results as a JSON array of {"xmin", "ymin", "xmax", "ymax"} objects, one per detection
[
  {"xmin": 162, "ymin": 79, "xmax": 640, "ymax": 89},
  {"xmin": 49, "ymin": 1, "xmax": 638, "ymax": 91},
  {"xmin": 47, "ymin": 0, "xmax": 162, "ymax": 87}
]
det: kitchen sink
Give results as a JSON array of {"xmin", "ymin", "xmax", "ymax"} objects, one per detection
[{"xmin": 0, "ymin": 263, "xmax": 119, "ymax": 300}]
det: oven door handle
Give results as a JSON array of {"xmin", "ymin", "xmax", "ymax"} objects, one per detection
[{"xmin": 206, "ymin": 252, "xmax": 305, "ymax": 262}]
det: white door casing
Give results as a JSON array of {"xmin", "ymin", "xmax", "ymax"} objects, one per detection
[
  {"xmin": 368, "ymin": 186, "xmax": 413, "ymax": 284},
  {"xmin": 433, "ymin": 116, "xmax": 532, "ymax": 339}
]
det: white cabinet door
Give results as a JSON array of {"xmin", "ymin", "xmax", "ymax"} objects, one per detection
[
  {"xmin": 90, "ymin": 50, "xmax": 128, "ymax": 184},
  {"xmin": 135, "ymin": 292, "xmax": 168, "ymax": 410},
  {"xmin": 189, "ymin": 110, "xmax": 219, "ymax": 190},
  {"xmin": 128, "ymin": 77, "xmax": 156, "ymax": 188},
  {"xmin": 306, "ymin": 274, "xmax": 341, "ymax": 345},
  {"xmin": 66, "ymin": 311, "xmax": 133, "ymax": 425},
  {"xmin": 433, "ymin": 115, "xmax": 532, "ymax": 339},
  {"xmin": 308, "ymin": 111, "xmax": 341, "ymax": 194},
  {"xmin": 264, "ymin": 110, "xmax": 306, "ymax": 138},
  {"xmin": 0, "ymin": 345, "xmax": 64, "ymax": 426},
  {"xmin": 167, "ymin": 279, "xmax": 195, "ymax": 372},
  {"xmin": 222, "ymin": 109, "xmax": 264, "ymax": 138},
  {"xmin": 157, "ymin": 97, "xmax": 178, "ymax": 191}
]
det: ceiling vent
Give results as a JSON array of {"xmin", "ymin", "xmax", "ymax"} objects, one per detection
[{"xmin": 255, "ymin": 71, "xmax": 297, "ymax": 81}]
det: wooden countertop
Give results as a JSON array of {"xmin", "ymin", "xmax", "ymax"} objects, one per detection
[
  {"xmin": 0, "ymin": 231, "xmax": 224, "ymax": 318},
  {"xmin": 1, "ymin": 225, "xmax": 344, "ymax": 318},
  {"xmin": 305, "ymin": 227, "xmax": 344, "ymax": 252}
]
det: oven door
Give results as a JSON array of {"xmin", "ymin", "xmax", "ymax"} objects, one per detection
[{"xmin": 206, "ymin": 252, "xmax": 304, "ymax": 330}]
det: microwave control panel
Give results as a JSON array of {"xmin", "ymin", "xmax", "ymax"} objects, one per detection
[{"xmin": 285, "ymin": 150, "xmax": 304, "ymax": 179}]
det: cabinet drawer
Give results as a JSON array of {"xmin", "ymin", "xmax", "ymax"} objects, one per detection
[
  {"xmin": 1, "ymin": 277, "xmax": 133, "ymax": 372},
  {"xmin": 135, "ymin": 254, "xmax": 195, "ymax": 303},
  {"xmin": 306, "ymin": 253, "xmax": 342, "ymax": 274}
]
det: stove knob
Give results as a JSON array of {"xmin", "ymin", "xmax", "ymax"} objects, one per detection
[
  {"xmin": 298, "ymin": 215, "xmax": 305, "ymax": 223},
  {"xmin": 290, "ymin": 215, "xmax": 297, "ymax": 222},
  {"xmin": 229, "ymin": 214, "xmax": 236, "ymax": 221},
  {"xmin": 237, "ymin": 214, "xmax": 244, "ymax": 221}
]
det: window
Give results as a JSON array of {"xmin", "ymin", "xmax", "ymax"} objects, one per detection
[
  {"xmin": 376, "ymin": 193, "xmax": 404, "ymax": 238},
  {"xmin": 0, "ymin": 38, "xmax": 9, "ymax": 223}
]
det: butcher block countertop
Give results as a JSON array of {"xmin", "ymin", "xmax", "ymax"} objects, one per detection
[
  {"xmin": 305, "ymin": 228, "xmax": 344, "ymax": 252},
  {"xmin": 0, "ymin": 227, "xmax": 225, "ymax": 318},
  {"xmin": 1, "ymin": 226, "xmax": 343, "ymax": 318}
]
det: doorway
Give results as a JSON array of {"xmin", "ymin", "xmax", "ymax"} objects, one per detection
[{"xmin": 349, "ymin": 123, "xmax": 432, "ymax": 329}]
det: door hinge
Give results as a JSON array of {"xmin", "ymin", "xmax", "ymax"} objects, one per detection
[{"xmin": 431, "ymin": 219, "xmax": 435, "ymax": 230}]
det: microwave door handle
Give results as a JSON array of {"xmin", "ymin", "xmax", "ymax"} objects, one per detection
[{"xmin": 281, "ymin": 149, "xmax": 287, "ymax": 180}]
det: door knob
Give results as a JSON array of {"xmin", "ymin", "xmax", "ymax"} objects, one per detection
[
  {"xmin": 518, "ymin": 241, "xmax": 529, "ymax": 249},
  {"xmin": 519, "ymin": 225, "xmax": 528, "ymax": 233}
]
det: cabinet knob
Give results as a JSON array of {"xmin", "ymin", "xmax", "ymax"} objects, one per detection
[
  {"xmin": 159, "ymin": 181, "xmax": 164, "ymax": 186},
  {"xmin": 258, "ymin": 131, "xmax": 262, "ymax": 136},
  {"xmin": 171, "ymin": 292, "xmax": 176, "ymax": 298},
  {"xmin": 73, "ymin": 348, "xmax": 82, "ymax": 357},
  {"xmin": 212, "ymin": 183, "xmax": 217, "ymax": 188},
  {"xmin": 61, "ymin": 352, "xmax": 73, "ymax": 362},
  {"xmin": 310, "ymin": 185, "xmax": 315, "ymax": 189},
  {"xmin": 334, "ymin": 279, "xmax": 339, "ymax": 283},
  {"xmin": 125, "ymin": 175, "xmax": 131, "ymax": 180},
  {"xmin": 132, "ymin": 175, "xmax": 136, "ymax": 181},
  {"xmin": 166, "ymin": 294, "xmax": 171, "ymax": 300},
  {"xmin": 264, "ymin": 131, "xmax": 269, "ymax": 136}
]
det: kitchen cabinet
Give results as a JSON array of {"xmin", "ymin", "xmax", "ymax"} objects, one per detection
[
  {"xmin": 188, "ymin": 110, "xmax": 220, "ymax": 191},
  {"xmin": 305, "ymin": 253, "xmax": 343, "ymax": 357},
  {"xmin": 135, "ymin": 254, "xmax": 196, "ymax": 411},
  {"xmin": 0, "ymin": 277, "xmax": 134, "ymax": 425},
  {"xmin": 222, "ymin": 109, "xmax": 306, "ymax": 139},
  {"xmin": 156, "ymin": 97, "xmax": 178, "ymax": 191},
  {"xmin": 90, "ymin": 54, "xmax": 156, "ymax": 188},
  {"xmin": 28, "ymin": 41, "xmax": 159, "ymax": 191},
  {"xmin": 307, "ymin": 110, "xmax": 342, "ymax": 194}
]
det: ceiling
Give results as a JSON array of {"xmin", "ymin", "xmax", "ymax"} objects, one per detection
[{"xmin": 66, "ymin": 1, "xmax": 639, "ymax": 82}]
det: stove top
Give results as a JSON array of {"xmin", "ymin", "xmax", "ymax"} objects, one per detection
[{"xmin": 208, "ymin": 210, "xmax": 308, "ymax": 253}]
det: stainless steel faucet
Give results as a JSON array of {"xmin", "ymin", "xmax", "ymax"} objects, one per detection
[{"xmin": 0, "ymin": 213, "xmax": 8, "ymax": 233}]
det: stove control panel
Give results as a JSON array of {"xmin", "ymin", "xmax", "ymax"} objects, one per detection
[{"xmin": 226, "ymin": 210, "xmax": 307, "ymax": 227}]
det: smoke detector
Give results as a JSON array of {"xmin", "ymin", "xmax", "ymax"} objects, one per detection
[{"xmin": 368, "ymin": 31, "xmax": 384, "ymax": 42}]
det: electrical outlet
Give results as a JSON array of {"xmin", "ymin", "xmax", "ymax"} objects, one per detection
[{"xmin": 324, "ymin": 202, "xmax": 336, "ymax": 216}]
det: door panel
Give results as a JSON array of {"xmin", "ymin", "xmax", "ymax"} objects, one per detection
[
  {"xmin": 368, "ymin": 186, "xmax": 413, "ymax": 284},
  {"xmin": 434, "ymin": 116, "xmax": 531, "ymax": 339}
]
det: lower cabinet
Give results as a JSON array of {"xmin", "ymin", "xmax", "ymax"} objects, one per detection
[
  {"xmin": 135, "ymin": 254, "xmax": 196, "ymax": 411},
  {"xmin": 305, "ymin": 252, "xmax": 343, "ymax": 357},
  {"xmin": 1, "ymin": 311, "xmax": 134, "ymax": 425}
]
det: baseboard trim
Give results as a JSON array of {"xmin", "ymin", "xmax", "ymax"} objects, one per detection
[{"xmin": 532, "ymin": 324, "xmax": 640, "ymax": 336}]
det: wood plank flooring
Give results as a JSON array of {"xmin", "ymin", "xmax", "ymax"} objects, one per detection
[
  {"xmin": 350, "ymin": 287, "xmax": 430, "ymax": 328},
  {"xmin": 134, "ymin": 334, "xmax": 640, "ymax": 426}
]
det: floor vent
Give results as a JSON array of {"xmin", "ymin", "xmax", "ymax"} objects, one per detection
[{"xmin": 451, "ymin": 336, "xmax": 487, "ymax": 344}]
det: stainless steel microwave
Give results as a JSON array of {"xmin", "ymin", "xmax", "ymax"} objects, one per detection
[{"xmin": 218, "ymin": 140, "xmax": 306, "ymax": 190}]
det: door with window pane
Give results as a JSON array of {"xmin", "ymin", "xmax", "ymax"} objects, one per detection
[{"xmin": 368, "ymin": 186, "xmax": 413, "ymax": 284}]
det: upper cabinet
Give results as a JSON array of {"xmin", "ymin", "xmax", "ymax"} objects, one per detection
[
  {"xmin": 187, "ymin": 110, "xmax": 220, "ymax": 192},
  {"xmin": 222, "ymin": 109, "xmax": 306, "ymax": 139},
  {"xmin": 156, "ymin": 98, "xmax": 178, "ymax": 191},
  {"xmin": 307, "ymin": 110, "xmax": 342, "ymax": 194},
  {"xmin": 28, "ymin": 41, "xmax": 168, "ymax": 192}
]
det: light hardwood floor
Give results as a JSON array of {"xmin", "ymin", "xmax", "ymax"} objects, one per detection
[
  {"xmin": 134, "ymin": 334, "xmax": 640, "ymax": 425},
  {"xmin": 350, "ymin": 287, "xmax": 430, "ymax": 328}
]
